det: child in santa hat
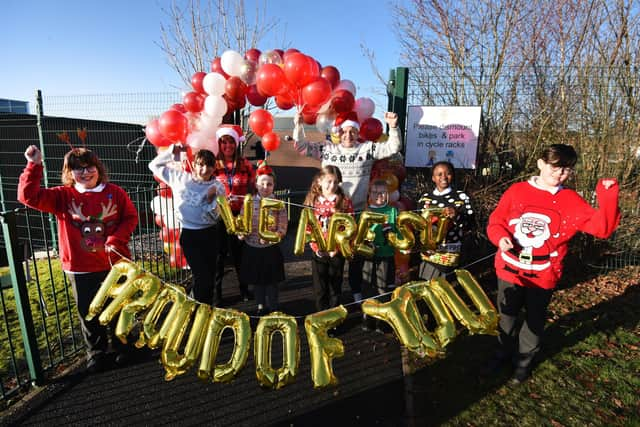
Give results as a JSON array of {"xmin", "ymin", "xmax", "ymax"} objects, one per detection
[
  {"xmin": 485, "ymin": 144, "xmax": 620, "ymax": 384},
  {"xmin": 237, "ymin": 160, "xmax": 288, "ymax": 315}
]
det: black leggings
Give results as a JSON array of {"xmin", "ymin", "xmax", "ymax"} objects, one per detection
[
  {"xmin": 180, "ymin": 225, "xmax": 218, "ymax": 305},
  {"xmin": 311, "ymin": 254, "xmax": 345, "ymax": 311}
]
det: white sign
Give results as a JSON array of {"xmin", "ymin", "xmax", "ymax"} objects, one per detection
[{"xmin": 404, "ymin": 106, "xmax": 481, "ymax": 169}]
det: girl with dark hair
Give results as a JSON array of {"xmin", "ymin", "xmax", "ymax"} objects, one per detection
[{"xmin": 149, "ymin": 145, "xmax": 225, "ymax": 306}]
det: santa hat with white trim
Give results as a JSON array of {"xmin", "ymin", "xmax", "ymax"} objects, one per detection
[
  {"xmin": 215, "ymin": 124, "xmax": 245, "ymax": 144},
  {"xmin": 331, "ymin": 111, "xmax": 360, "ymax": 134}
]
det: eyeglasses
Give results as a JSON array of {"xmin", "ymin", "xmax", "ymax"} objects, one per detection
[
  {"xmin": 548, "ymin": 164, "xmax": 573, "ymax": 175},
  {"xmin": 72, "ymin": 166, "xmax": 97, "ymax": 173}
]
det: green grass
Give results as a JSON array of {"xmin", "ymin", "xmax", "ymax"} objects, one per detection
[
  {"xmin": 0, "ymin": 258, "xmax": 79, "ymax": 379},
  {"xmin": 0, "ymin": 255, "xmax": 187, "ymax": 382},
  {"xmin": 402, "ymin": 266, "xmax": 640, "ymax": 427}
]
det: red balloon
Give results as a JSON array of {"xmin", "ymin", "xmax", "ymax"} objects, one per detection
[
  {"xmin": 321, "ymin": 66, "xmax": 341, "ymax": 89},
  {"xmin": 330, "ymin": 89, "xmax": 355, "ymax": 113},
  {"xmin": 145, "ymin": 119, "xmax": 172, "ymax": 147},
  {"xmin": 249, "ymin": 109, "xmax": 274, "ymax": 137},
  {"xmin": 284, "ymin": 52, "xmax": 316, "ymax": 88},
  {"xmin": 360, "ymin": 117, "xmax": 383, "ymax": 141},
  {"xmin": 224, "ymin": 93, "xmax": 246, "ymax": 112},
  {"xmin": 191, "ymin": 71, "xmax": 207, "ymax": 94},
  {"xmin": 246, "ymin": 84, "xmax": 268, "ymax": 106},
  {"xmin": 274, "ymin": 49, "xmax": 285, "ymax": 59},
  {"xmin": 244, "ymin": 48, "xmax": 261, "ymax": 64},
  {"xmin": 224, "ymin": 76, "xmax": 249, "ymax": 102},
  {"xmin": 302, "ymin": 111, "xmax": 318, "ymax": 125},
  {"xmin": 391, "ymin": 162, "xmax": 407, "ymax": 183},
  {"xmin": 256, "ymin": 63, "xmax": 286, "ymax": 97},
  {"xmin": 262, "ymin": 131, "xmax": 281, "ymax": 152},
  {"xmin": 159, "ymin": 110, "xmax": 189, "ymax": 142},
  {"xmin": 170, "ymin": 103, "xmax": 187, "ymax": 113},
  {"xmin": 183, "ymin": 91, "xmax": 205, "ymax": 113},
  {"xmin": 275, "ymin": 92, "xmax": 295, "ymax": 110},
  {"xmin": 161, "ymin": 226, "xmax": 181, "ymax": 243},
  {"xmin": 302, "ymin": 77, "xmax": 332, "ymax": 107},
  {"xmin": 283, "ymin": 48, "xmax": 300, "ymax": 61},
  {"xmin": 153, "ymin": 175, "xmax": 173, "ymax": 197},
  {"xmin": 210, "ymin": 57, "xmax": 230, "ymax": 79}
]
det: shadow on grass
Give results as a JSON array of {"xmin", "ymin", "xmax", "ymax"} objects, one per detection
[{"xmin": 282, "ymin": 272, "xmax": 639, "ymax": 427}]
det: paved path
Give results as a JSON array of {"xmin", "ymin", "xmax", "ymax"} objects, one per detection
[{"xmin": 2, "ymin": 231, "xmax": 410, "ymax": 426}]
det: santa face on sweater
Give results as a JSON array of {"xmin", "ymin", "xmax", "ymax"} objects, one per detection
[{"xmin": 503, "ymin": 210, "xmax": 559, "ymax": 271}]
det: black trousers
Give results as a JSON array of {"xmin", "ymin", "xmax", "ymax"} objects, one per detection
[
  {"xmin": 68, "ymin": 270, "xmax": 125, "ymax": 360},
  {"xmin": 180, "ymin": 225, "xmax": 218, "ymax": 305},
  {"xmin": 311, "ymin": 254, "xmax": 345, "ymax": 312},
  {"xmin": 362, "ymin": 256, "xmax": 395, "ymax": 296},
  {"xmin": 496, "ymin": 278, "xmax": 554, "ymax": 368},
  {"xmin": 347, "ymin": 255, "xmax": 364, "ymax": 295},
  {"xmin": 215, "ymin": 224, "xmax": 248, "ymax": 299}
]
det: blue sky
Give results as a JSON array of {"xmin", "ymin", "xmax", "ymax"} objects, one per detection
[{"xmin": 3, "ymin": 0, "xmax": 404, "ymax": 119}]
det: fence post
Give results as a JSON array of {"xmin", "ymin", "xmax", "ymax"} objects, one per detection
[
  {"xmin": 35, "ymin": 89, "xmax": 58, "ymax": 253},
  {"xmin": 0, "ymin": 209, "xmax": 44, "ymax": 386},
  {"xmin": 387, "ymin": 67, "xmax": 409, "ymax": 142}
]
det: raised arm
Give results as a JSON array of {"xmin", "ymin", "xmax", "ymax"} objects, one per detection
[
  {"xmin": 18, "ymin": 145, "xmax": 61, "ymax": 214},
  {"xmin": 371, "ymin": 112, "xmax": 403, "ymax": 159},
  {"xmin": 579, "ymin": 178, "xmax": 621, "ymax": 239},
  {"xmin": 148, "ymin": 144, "xmax": 184, "ymax": 185},
  {"xmin": 292, "ymin": 112, "xmax": 328, "ymax": 160}
]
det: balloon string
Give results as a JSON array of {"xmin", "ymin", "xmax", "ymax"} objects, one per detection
[
  {"xmin": 104, "ymin": 244, "xmax": 497, "ymax": 321},
  {"xmin": 127, "ymin": 136, "xmax": 147, "ymax": 163}
]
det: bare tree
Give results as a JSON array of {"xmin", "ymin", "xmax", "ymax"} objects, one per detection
[
  {"xmin": 391, "ymin": 0, "xmax": 639, "ymax": 194},
  {"xmin": 158, "ymin": 0, "xmax": 283, "ymax": 86}
]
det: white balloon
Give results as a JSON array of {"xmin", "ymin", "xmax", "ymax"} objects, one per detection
[
  {"xmin": 335, "ymin": 79, "xmax": 356, "ymax": 96},
  {"xmin": 202, "ymin": 72, "xmax": 226, "ymax": 96},
  {"xmin": 203, "ymin": 95, "xmax": 228, "ymax": 118},
  {"xmin": 389, "ymin": 190, "xmax": 400, "ymax": 203},
  {"xmin": 354, "ymin": 97, "xmax": 375, "ymax": 121},
  {"xmin": 187, "ymin": 131, "xmax": 217, "ymax": 156},
  {"xmin": 197, "ymin": 113, "xmax": 223, "ymax": 135},
  {"xmin": 220, "ymin": 50, "xmax": 244, "ymax": 77}
]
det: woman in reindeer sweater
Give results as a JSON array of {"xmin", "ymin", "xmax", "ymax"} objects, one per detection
[{"xmin": 486, "ymin": 143, "xmax": 620, "ymax": 384}]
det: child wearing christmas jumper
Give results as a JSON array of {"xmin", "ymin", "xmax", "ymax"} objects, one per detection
[
  {"xmin": 18, "ymin": 145, "xmax": 138, "ymax": 373},
  {"xmin": 486, "ymin": 144, "xmax": 620, "ymax": 384},
  {"xmin": 361, "ymin": 179, "xmax": 399, "ymax": 332},
  {"xmin": 149, "ymin": 144, "xmax": 225, "ymax": 306},
  {"xmin": 238, "ymin": 161, "xmax": 288, "ymax": 315},
  {"xmin": 303, "ymin": 165, "xmax": 354, "ymax": 311},
  {"xmin": 418, "ymin": 161, "xmax": 474, "ymax": 280}
]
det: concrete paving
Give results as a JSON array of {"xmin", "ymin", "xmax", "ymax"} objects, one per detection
[{"xmin": 1, "ymin": 231, "xmax": 411, "ymax": 426}]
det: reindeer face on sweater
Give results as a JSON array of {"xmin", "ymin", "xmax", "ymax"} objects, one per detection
[{"xmin": 68, "ymin": 199, "xmax": 118, "ymax": 252}]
